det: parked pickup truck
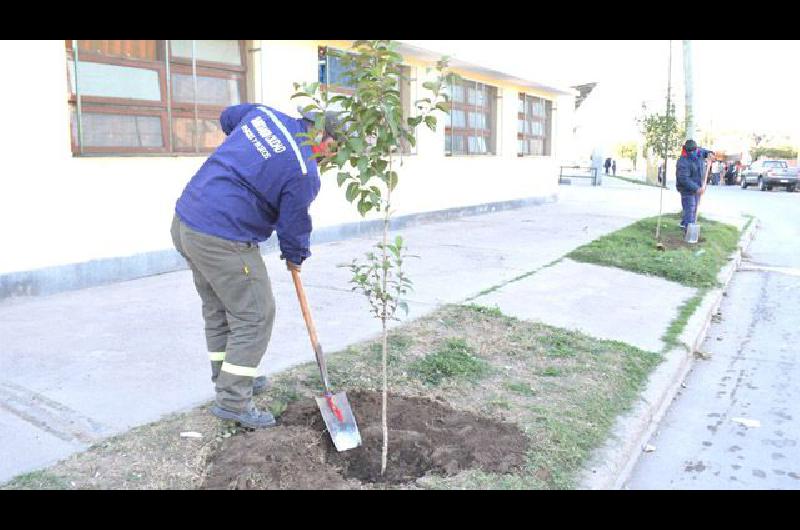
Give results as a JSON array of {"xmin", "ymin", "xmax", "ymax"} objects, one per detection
[{"xmin": 740, "ymin": 160, "xmax": 797, "ymax": 192}]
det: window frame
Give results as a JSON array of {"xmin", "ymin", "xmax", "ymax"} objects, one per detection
[
  {"xmin": 318, "ymin": 46, "xmax": 357, "ymax": 96},
  {"xmin": 517, "ymin": 92, "xmax": 552, "ymax": 157},
  {"xmin": 66, "ymin": 40, "xmax": 248, "ymax": 156},
  {"xmin": 69, "ymin": 105, "xmax": 170, "ymax": 155},
  {"xmin": 445, "ymin": 77, "xmax": 498, "ymax": 156}
]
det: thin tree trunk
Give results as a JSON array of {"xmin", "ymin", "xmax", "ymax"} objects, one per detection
[
  {"xmin": 380, "ymin": 316, "xmax": 388, "ymax": 474},
  {"xmin": 380, "ymin": 154, "xmax": 393, "ymax": 476}
]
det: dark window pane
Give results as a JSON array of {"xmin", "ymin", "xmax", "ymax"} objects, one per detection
[
  {"xmin": 452, "ymin": 135, "xmax": 465, "ymax": 154},
  {"xmin": 172, "ymin": 117, "xmax": 225, "ymax": 150},
  {"xmin": 172, "ymin": 73, "xmax": 241, "ymax": 106},
  {"xmin": 451, "ymin": 84, "xmax": 465, "ymax": 103},
  {"xmin": 452, "ymin": 109, "xmax": 467, "ymax": 128},
  {"xmin": 170, "ymin": 40, "xmax": 242, "ymax": 65},
  {"xmin": 68, "ymin": 61, "xmax": 161, "ymax": 101},
  {"xmin": 77, "ymin": 40, "xmax": 158, "ymax": 61},
  {"xmin": 72, "ymin": 111, "xmax": 163, "ymax": 147},
  {"xmin": 326, "ymin": 54, "xmax": 355, "ymax": 89}
]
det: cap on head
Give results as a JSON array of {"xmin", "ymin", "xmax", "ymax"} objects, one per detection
[
  {"xmin": 684, "ymin": 139, "xmax": 697, "ymax": 152},
  {"xmin": 299, "ymin": 107, "xmax": 342, "ymax": 141}
]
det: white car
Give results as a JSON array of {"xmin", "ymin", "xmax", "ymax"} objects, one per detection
[{"xmin": 740, "ymin": 160, "xmax": 797, "ymax": 192}]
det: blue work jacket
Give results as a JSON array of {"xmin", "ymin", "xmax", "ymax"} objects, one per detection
[{"xmin": 175, "ymin": 104, "xmax": 321, "ymax": 265}]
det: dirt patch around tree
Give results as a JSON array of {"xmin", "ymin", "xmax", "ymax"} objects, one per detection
[
  {"xmin": 202, "ymin": 390, "xmax": 529, "ymax": 489},
  {"xmin": 659, "ymin": 232, "xmax": 706, "ymax": 250}
]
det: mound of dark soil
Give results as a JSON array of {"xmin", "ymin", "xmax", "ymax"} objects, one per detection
[{"xmin": 202, "ymin": 391, "xmax": 529, "ymax": 489}]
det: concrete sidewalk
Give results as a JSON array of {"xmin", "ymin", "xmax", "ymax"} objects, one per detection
[
  {"xmin": 0, "ymin": 180, "xmax": 699, "ymax": 483},
  {"xmin": 473, "ymin": 258, "xmax": 696, "ymax": 353}
]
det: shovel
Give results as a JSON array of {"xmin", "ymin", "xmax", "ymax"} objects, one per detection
[
  {"xmin": 686, "ymin": 159, "xmax": 712, "ymax": 244},
  {"xmin": 290, "ymin": 269, "xmax": 362, "ymax": 451}
]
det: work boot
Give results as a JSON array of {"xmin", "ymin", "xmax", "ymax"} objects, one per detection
[
  {"xmin": 209, "ymin": 404, "xmax": 277, "ymax": 429},
  {"xmin": 211, "ymin": 361, "xmax": 268, "ymax": 395},
  {"xmin": 252, "ymin": 375, "xmax": 269, "ymax": 395}
]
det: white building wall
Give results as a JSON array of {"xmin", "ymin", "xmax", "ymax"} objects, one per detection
[
  {"xmin": 0, "ymin": 40, "xmax": 206, "ymax": 275},
  {"xmin": 0, "ymin": 40, "xmax": 572, "ymax": 278}
]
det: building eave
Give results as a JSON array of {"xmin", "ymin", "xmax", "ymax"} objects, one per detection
[{"xmin": 394, "ymin": 42, "xmax": 578, "ymax": 97}]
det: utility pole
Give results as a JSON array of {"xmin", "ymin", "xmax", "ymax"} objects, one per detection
[{"xmin": 683, "ymin": 40, "xmax": 694, "ymax": 141}]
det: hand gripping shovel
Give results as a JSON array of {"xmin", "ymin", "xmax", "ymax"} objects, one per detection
[
  {"xmin": 290, "ymin": 269, "xmax": 362, "ymax": 451},
  {"xmin": 686, "ymin": 159, "xmax": 711, "ymax": 244}
]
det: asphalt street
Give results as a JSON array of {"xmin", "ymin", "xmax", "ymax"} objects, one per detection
[{"xmin": 626, "ymin": 184, "xmax": 800, "ymax": 489}]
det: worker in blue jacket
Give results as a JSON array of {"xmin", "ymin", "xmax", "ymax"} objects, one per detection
[
  {"xmin": 676, "ymin": 139, "xmax": 714, "ymax": 231},
  {"xmin": 171, "ymin": 103, "xmax": 339, "ymax": 428},
  {"xmin": 675, "ymin": 140, "xmax": 705, "ymax": 231}
]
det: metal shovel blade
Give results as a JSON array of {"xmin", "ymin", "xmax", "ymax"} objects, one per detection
[
  {"xmin": 685, "ymin": 222, "xmax": 699, "ymax": 244},
  {"xmin": 315, "ymin": 391, "xmax": 362, "ymax": 451}
]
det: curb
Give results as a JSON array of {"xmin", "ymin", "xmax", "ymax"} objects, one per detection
[{"xmin": 577, "ymin": 217, "xmax": 760, "ymax": 490}]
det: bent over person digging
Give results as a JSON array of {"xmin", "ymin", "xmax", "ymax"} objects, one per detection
[{"xmin": 171, "ymin": 103, "xmax": 340, "ymax": 429}]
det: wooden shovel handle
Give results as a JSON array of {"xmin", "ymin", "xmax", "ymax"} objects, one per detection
[{"xmin": 290, "ymin": 269, "xmax": 331, "ymax": 392}]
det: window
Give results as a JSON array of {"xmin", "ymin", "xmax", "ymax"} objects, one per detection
[
  {"xmin": 318, "ymin": 46, "xmax": 415, "ymax": 154},
  {"xmin": 517, "ymin": 93, "xmax": 552, "ymax": 156},
  {"xmin": 318, "ymin": 46, "xmax": 357, "ymax": 95},
  {"xmin": 445, "ymin": 78, "xmax": 497, "ymax": 156},
  {"xmin": 66, "ymin": 40, "xmax": 247, "ymax": 155}
]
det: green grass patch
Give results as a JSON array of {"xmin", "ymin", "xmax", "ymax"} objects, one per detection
[
  {"xmin": 505, "ymin": 381, "xmax": 537, "ymax": 396},
  {"xmin": 568, "ymin": 213, "xmax": 739, "ymax": 288},
  {"xmin": 4, "ymin": 470, "xmax": 70, "ymax": 490},
  {"xmin": 463, "ymin": 303, "xmax": 503, "ymax": 318},
  {"xmin": 609, "ymin": 175, "xmax": 663, "ymax": 188},
  {"xmin": 661, "ymin": 289, "xmax": 708, "ymax": 352},
  {"xmin": 742, "ymin": 214, "xmax": 754, "ymax": 234},
  {"xmin": 409, "ymin": 337, "xmax": 490, "ymax": 386},
  {"xmin": 538, "ymin": 367, "xmax": 563, "ymax": 377}
]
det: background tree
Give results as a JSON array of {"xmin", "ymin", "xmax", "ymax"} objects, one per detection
[
  {"xmin": 293, "ymin": 40, "xmax": 454, "ymax": 475},
  {"xmin": 637, "ymin": 102, "xmax": 685, "ymax": 161},
  {"xmin": 751, "ymin": 146, "xmax": 797, "ymax": 161},
  {"xmin": 615, "ymin": 141, "xmax": 639, "ymax": 171}
]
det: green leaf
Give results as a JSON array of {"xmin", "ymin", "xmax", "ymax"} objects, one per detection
[
  {"xmin": 346, "ymin": 182, "xmax": 359, "ymax": 202},
  {"xmin": 347, "ymin": 137, "xmax": 365, "ymax": 152},
  {"xmin": 357, "ymin": 200, "xmax": 372, "ymax": 217},
  {"xmin": 337, "ymin": 172, "xmax": 350, "ymax": 187},
  {"xmin": 357, "ymin": 156, "xmax": 369, "ymax": 176},
  {"xmin": 335, "ymin": 148, "xmax": 350, "ymax": 166},
  {"xmin": 387, "ymin": 171, "xmax": 399, "ymax": 191},
  {"xmin": 435, "ymin": 101, "xmax": 451, "ymax": 113},
  {"xmin": 424, "ymin": 116, "xmax": 437, "ymax": 131}
]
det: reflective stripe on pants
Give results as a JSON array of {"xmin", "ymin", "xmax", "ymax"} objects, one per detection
[{"xmin": 171, "ymin": 214, "xmax": 276, "ymax": 412}]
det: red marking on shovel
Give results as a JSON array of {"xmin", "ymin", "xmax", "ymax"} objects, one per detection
[{"xmin": 326, "ymin": 394, "xmax": 344, "ymax": 422}]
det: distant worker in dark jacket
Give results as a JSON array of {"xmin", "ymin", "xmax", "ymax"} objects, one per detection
[
  {"xmin": 604, "ymin": 157, "xmax": 612, "ymax": 175},
  {"xmin": 171, "ymin": 104, "xmax": 339, "ymax": 429},
  {"xmin": 676, "ymin": 139, "xmax": 706, "ymax": 231}
]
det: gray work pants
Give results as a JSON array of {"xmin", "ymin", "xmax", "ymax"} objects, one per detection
[{"xmin": 170, "ymin": 214, "xmax": 276, "ymax": 412}]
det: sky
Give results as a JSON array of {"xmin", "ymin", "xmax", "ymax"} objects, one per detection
[{"xmin": 403, "ymin": 40, "xmax": 800, "ymax": 148}]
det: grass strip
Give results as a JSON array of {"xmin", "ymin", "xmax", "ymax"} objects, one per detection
[{"xmin": 568, "ymin": 213, "xmax": 739, "ymax": 288}]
